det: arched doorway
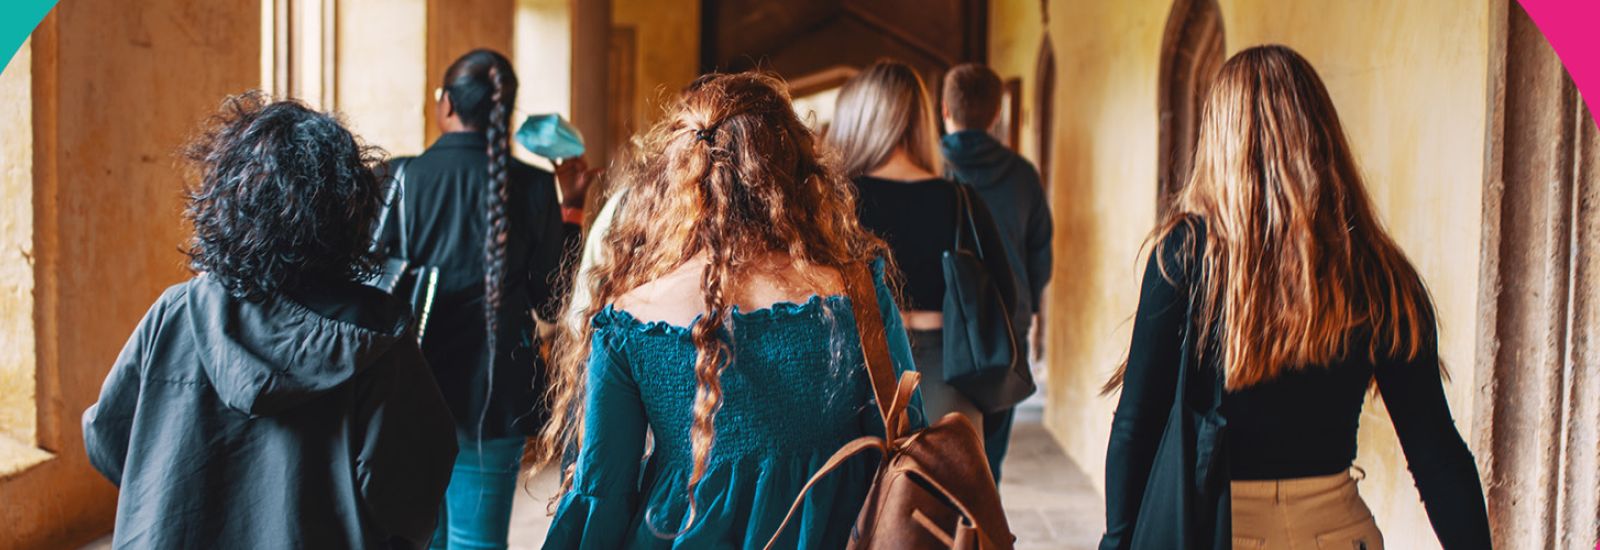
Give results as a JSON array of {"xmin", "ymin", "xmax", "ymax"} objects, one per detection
[
  {"xmin": 1035, "ymin": 33, "xmax": 1055, "ymax": 196},
  {"xmin": 1156, "ymin": 0, "xmax": 1223, "ymax": 214}
]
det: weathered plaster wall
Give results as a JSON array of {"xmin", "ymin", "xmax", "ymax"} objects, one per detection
[
  {"xmin": 512, "ymin": 0, "xmax": 573, "ymax": 168},
  {"xmin": 0, "ymin": 39, "xmax": 38, "ymax": 455},
  {"xmin": 335, "ymin": 0, "xmax": 569, "ymax": 164},
  {"xmin": 424, "ymin": 0, "xmax": 513, "ymax": 145},
  {"xmin": 1030, "ymin": 0, "xmax": 1169, "ymax": 503},
  {"xmin": 0, "ymin": 0, "xmax": 260, "ymax": 546},
  {"xmin": 999, "ymin": 1, "xmax": 1493, "ymax": 548},
  {"xmin": 337, "ymin": 0, "xmax": 427, "ymax": 156},
  {"xmin": 985, "ymin": 0, "xmax": 1045, "ymax": 164},
  {"xmin": 613, "ymin": 0, "xmax": 699, "ymax": 127}
]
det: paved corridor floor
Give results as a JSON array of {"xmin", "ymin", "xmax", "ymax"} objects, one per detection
[{"xmin": 507, "ymin": 401, "xmax": 1105, "ymax": 549}]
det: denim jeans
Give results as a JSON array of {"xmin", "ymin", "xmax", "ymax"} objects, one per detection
[{"xmin": 430, "ymin": 436, "xmax": 526, "ymax": 550}]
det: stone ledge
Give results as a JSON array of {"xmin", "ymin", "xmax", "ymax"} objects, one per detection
[{"xmin": 0, "ymin": 432, "xmax": 53, "ymax": 479}]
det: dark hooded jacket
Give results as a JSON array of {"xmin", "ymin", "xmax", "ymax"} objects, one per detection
[
  {"xmin": 380, "ymin": 131, "xmax": 566, "ymax": 440},
  {"xmin": 941, "ymin": 129, "xmax": 1054, "ymax": 316},
  {"xmin": 83, "ymin": 275, "xmax": 458, "ymax": 549}
]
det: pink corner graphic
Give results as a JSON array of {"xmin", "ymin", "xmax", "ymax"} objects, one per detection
[{"xmin": 1518, "ymin": 0, "xmax": 1600, "ymax": 128}]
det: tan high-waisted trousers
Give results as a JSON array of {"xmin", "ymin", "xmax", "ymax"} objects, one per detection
[{"xmin": 1231, "ymin": 470, "xmax": 1384, "ymax": 550}]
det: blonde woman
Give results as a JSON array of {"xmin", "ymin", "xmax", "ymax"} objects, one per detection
[
  {"xmin": 826, "ymin": 60, "xmax": 1013, "ymax": 464},
  {"xmin": 1099, "ymin": 46, "xmax": 1490, "ymax": 549}
]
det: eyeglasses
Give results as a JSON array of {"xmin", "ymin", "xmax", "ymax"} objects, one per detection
[{"xmin": 433, "ymin": 87, "xmax": 445, "ymax": 103}]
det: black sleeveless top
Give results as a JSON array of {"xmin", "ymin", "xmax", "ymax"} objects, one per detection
[{"xmin": 852, "ymin": 176, "xmax": 961, "ymax": 311}]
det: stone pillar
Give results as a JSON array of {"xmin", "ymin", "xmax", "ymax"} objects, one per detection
[
  {"xmin": 0, "ymin": 0, "xmax": 261, "ymax": 546},
  {"xmin": 1476, "ymin": 1, "xmax": 1600, "ymax": 547},
  {"xmin": 569, "ymin": 0, "xmax": 610, "ymax": 167}
]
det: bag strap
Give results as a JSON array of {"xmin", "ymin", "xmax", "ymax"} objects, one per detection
[
  {"xmin": 842, "ymin": 261, "xmax": 905, "ymax": 433},
  {"xmin": 761, "ymin": 435, "xmax": 882, "ymax": 550},
  {"xmin": 394, "ymin": 159, "xmax": 411, "ymax": 259},
  {"xmin": 762, "ymin": 262, "xmax": 922, "ymax": 550},
  {"xmin": 1174, "ymin": 263, "xmax": 1223, "ymax": 417},
  {"xmin": 950, "ymin": 183, "xmax": 984, "ymax": 257},
  {"xmin": 371, "ymin": 158, "xmax": 412, "ymax": 259}
]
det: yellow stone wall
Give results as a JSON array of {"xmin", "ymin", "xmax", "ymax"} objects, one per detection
[
  {"xmin": 992, "ymin": 1, "xmax": 1493, "ymax": 547},
  {"xmin": 336, "ymin": 0, "xmax": 428, "ymax": 156},
  {"xmin": 614, "ymin": 0, "xmax": 700, "ymax": 128},
  {"xmin": 0, "ymin": 39, "xmax": 37, "ymax": 453},
  {"xmin": 0, "ymin": 0, "xmax": 261, "ymax": 546},
  {"xmin": 512, "ymin": 0, "xmax": 573, "ymax": 168}
]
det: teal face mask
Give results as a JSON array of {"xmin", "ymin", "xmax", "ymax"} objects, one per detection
[{"xmin": 515, "ymin": 113, "xmax": 586, "ymax": 160}]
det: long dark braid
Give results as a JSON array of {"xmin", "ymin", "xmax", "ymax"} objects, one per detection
[
  {"xmin": 483, "ymin": 60, "xmax": 514, "ymax": 369},
  {"xmin": 441, "ymin": 49, "xmax": 518, "ymax": 438}
]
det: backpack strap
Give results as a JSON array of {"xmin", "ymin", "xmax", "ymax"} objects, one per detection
[{"xmin": 842, "ymin": 261, "xmax": 908, "ymax": 436}]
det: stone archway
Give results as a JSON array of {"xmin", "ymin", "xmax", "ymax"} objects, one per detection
[{"xmin": 1155, "ymin": 0, "xmax": 1223, "ymax": 215}]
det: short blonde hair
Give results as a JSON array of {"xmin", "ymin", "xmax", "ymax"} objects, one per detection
[{"xmin": 825, "ymin": 60, "xmax": 941, "ymax": 178}]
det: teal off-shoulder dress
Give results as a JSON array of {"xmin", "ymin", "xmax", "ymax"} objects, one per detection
[{"xmin": 542, "ymin": 261, "xmax": 926, "ymax": 549}]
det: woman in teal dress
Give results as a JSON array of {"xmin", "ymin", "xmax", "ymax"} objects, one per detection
[{"xmin": 531, "ymin": 72, "xmax": 926, "ymax": 549}]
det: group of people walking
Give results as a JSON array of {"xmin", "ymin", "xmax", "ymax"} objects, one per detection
[{"xmin": 81, "ymin": 43, "xmax": 1490, "ymax": 550}]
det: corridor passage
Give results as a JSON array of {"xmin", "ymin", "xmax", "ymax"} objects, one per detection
[{"xmin": 504, "ymin": 400, "xmax": 1106, "ymax": 550}]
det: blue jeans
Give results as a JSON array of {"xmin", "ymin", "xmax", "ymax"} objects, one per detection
[{"xmin": 430, "ymin": 436, "xmax": 526, "ymax": 550}]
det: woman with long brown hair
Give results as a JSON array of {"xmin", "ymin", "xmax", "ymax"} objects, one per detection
[
  {"xmin": 826, "ymin": 60, "xmax": 1016, "ymax": 478},
  {"xmin": 533, "ymin": 72, "xmax": 924, "ymax": 548},
  {"xmin": 1099, "ymin": 46, "xmax": 1490, "ymax": 549}
]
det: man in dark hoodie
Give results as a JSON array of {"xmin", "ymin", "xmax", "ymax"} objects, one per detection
[
  {"xmin": 83, "ymin": 93, "xmax": 458, "ymax": 549},
  {"xmin": 940, "ymin": 63, "xmax": 1054, "ymax": 480}
]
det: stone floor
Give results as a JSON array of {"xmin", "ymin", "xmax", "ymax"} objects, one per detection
[
  {"xmin": 507, "ymin": 400, "xmax": 1104, "ymax": 549},
  {"xmin": 83, "ymin": 402, "xmax": 1104, "ymax": 550}
]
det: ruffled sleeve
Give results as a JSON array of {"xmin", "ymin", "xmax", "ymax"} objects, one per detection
[
  {"xmin": 871, "ymin": 257, "xmax": 928, "ymax": 430},
  {"xmin": 542, "ymin": 325, "xmax": 647, "ymax": 549}
]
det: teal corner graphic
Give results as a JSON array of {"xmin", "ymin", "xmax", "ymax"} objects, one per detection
[{"xmin": 0, "ymin": 0, "xmax": 59, "ymax": 73}]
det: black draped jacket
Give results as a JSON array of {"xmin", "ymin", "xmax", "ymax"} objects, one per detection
[{"xmin": 380, "ymin": 131, "xmax": 567, "ymax": 439}]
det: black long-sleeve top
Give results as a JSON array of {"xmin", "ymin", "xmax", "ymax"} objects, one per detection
[
  {"xmin": 379, "ymin": 131, "xmax": 566, "ymax": 439},
  {"xmin": 1101, "ymin": 219, "xmax": 1491, "ymax": 550}
]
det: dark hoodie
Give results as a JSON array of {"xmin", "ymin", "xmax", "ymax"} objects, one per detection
[
  {"xmin": 941, "ymin": 129, "xmax": 1054, "ymax": 316},
  {"xmin": 83, "ymin": 275, "xmax": 458, "ymax": 549}
]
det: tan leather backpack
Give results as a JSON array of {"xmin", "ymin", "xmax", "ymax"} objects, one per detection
[{"xmin": 765, "ymin": 263, "xmax": 1016, "ymax": 550}]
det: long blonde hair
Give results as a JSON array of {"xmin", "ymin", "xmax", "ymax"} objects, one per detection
[
  {"xmin": 825, "ymin": 60, "xmax": 942, "ymax": 177},
  {"xmin": 530, "ymin": 72, "xmax": 888, "ymax": 520},
  {"xmin": 1114, "ymin": 45, "xmax": 1433, "ymax": 391}
]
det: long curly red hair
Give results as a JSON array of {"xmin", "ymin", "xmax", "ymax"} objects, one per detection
[{"xmin": 530, "ymin": 72, "xmax": 889, "ymax": 523}]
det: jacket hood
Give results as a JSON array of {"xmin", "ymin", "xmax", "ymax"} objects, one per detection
[
  {"xmin": 186, "ymin": 276, "xmax": 410, "ymax": 416},
  {"xmin": 941, "ymin": 130, "xmax": 1018, "ymax": 189}
]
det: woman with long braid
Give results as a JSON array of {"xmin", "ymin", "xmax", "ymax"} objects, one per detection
[
  {"xmin": 377, "ymin": 49, "xmax": 566, "ymax": 550},
  {"xmin": 534, "ymin": 72, "xmax": 925, "ymax": 549}
]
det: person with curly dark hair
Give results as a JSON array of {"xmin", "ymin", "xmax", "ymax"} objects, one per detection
[{"xmin": 82, "ymin": 93, "xmax": 458, "ymax": 549}]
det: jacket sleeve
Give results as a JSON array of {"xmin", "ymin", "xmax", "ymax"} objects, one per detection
[
  {"xmin": 1024, "ymin": 173, "xmax": 1054, "ymax": 313},
  {"xmin": 544, "ymin": 329, "xmax": 646, "ymax": 549},
  {"xmin": 1374, "ymin": 319, "xmax": 1492, "ymax": 549},
  {"xmin": 83, "ymin": 299, "xmax": 163, "ymax": 486},
  {"xmin": 1098, "ymin": 225, "xmax": 1192, "ymax": 550},
  {"xmin": 354, "ymin": 339, "xmax": 458, "ymax": 549}
]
